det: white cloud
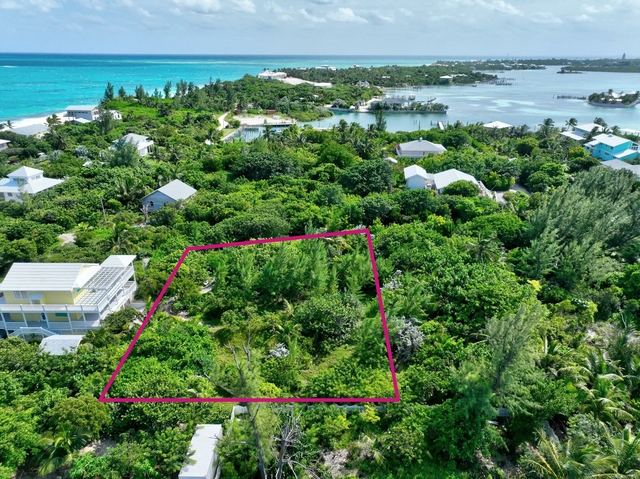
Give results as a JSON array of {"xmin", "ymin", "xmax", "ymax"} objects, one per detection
[
  {"xmin": 365, "ymin": 10, "xmax": 394, "ymax": 23},
  {"xmin": 232, "ymin": 0, "xmax": 255, "ymax": 13},
  {"xmin": 76, "ymin": 0, "xmax": 106, "ymax": 10},
  {"xmin": 300, "ymin": 8, "xmax": 325, "ymax": 22},
  {"xmin": 455, "ymin": 0, "xmax": 522, "ymax": 16},
  {"xmin": 531, "ymin": 12, "xmax": 562, "ymax": 24},
  {"xmin": 399, "ymin": 7, "xmax": 412, "ymax": 16},
  {"xmin": 265, "ymin": 2, "xmax": 293, "ymax": 21},
  {"xmin": 172, "ymin": 0, "xmax": 221, "ymax": 15},
  {"xmin": 71, "ymin": 12, "xmax": 107, "ymax": 24},
  {"xmin": 327, "ymin": 7, "xmax": 368, "ymax": 23},
  {"xmin": 575, "ymin": 14, "xmax": 594, "ymax": 22},
  {"xmin": 585, "ymin": 4, "xmax": 613, "ymax": 13},
  {"xmin": 1, "ymin": 0, "xmax": 60, "ymax": 11}
]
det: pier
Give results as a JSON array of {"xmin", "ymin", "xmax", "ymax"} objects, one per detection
[{"xmin": 555, "ymin": 94, "xmax": 587, "ymax": 100}]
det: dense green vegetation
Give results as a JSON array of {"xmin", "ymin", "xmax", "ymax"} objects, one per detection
[
  {"xmin": 108, "ymin": 237, "xmax": 395, "ymax": 401},
  {"xmin": 1, "ymin": 84, "xmax": 640, "ymax": 479},
  {"xmin": 278, "ymin": 65, "xmax": 495, "ymax": 87},
  {"xmin": 588, "ymin": 90, "xmax": 639, "ymax": 106},
  {"xmin": 437, "ymin": 60, "xmax": 547, "ymax": 71}
]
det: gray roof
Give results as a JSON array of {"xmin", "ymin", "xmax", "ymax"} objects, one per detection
[
  {"xmin": 433, "ymin": 168, "xmax": 478, "ymax": 190},
  {"xmin": 9, "ymin": 124, "xmax": 49, "ymax": 136},
  {"xmin": 0, "ymin": 262, "xmax": 100, "ymax": 292},
  {"xmin": 120, "ymin": 133, "xmax": 150, "ymax": 145},
  {"xmin": 601, "ymin": 159, "xmax": 640, "ymax": 176},
  {"xmin": 146, "ymin": 179, "xmax": 197, "ymax": 202},
  {"xmin": 179, "ymin": 424, "xmax": 223, "ymax": 479},
  {"xmin": 40, "ymin": 335, "xmax": 84, "ymax": 355},
  {"xmin": 398, "ymin": 138, "xmax": 447, "ymax": 153}
]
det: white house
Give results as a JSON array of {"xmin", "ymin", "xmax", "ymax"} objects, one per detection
[
  {"xmin": 356, "ymin": 81, "xmax": 370, "ymax": 87},
  {"xmin": 600, "ymin": 159, "xmax": 640, "ymax": 179},
  {"xmin": 0, "ymin": 139, "xmax": 10, "ymax": 151},
  {"xmin": 404, "ymin": 164, "xmax": 430, "ymax": 190},
  {"xmin": 313, "ymin": 82, "xmax": 333, "ymax": 88},
  {"xmin": 0, "ymin": 255, "xmax": 137, "ymax": 337},
  {"xmin": 483, "ymin": 121, "xmax": 513, "ymax": 129},
  {"xmin": 66, "ymin": 106, "xmax": 99, "ymax": 122},
  {"xmin": 179, "ymin": 424, "xmax": 223, "ymax": 479},
  {"xmin": 142, "ymin": 179, "xmax": 197, "ymax": 212},
  {"xmin": 404, "ymin": 165, "xmax": 483, "ymax": 194},
  {"xmin": 396, "ymin": 138, "xmax": 447, "ymax": 158},
  {"xmin": 0, "ymin": 166, "xmax": 64, "ymax": 202},
  {"xmin": 257, "ymin": 70, "xmax": 287, "ymax": 80},
  {"xmin": 560, "ymin": 123, "xmax": 604, "ymax": 141},
  {"xmin": 431, "ymin": 168, "xmax": 481, "ymax": 193},
  {"xmin": 112, "ymin": 133, "xmax": 154, "ymax": 157}
]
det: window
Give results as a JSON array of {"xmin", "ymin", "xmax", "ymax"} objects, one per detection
[
  {"xmin": 13, "ymin": 291, "xmax": 29, "ymax": 299},
  {"xmin": 149, "ymin": 201, "xmax": 154, "ymax": 207}
]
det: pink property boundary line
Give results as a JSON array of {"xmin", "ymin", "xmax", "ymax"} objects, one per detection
[{"xmin": 99, "ymin": 229, "xmax": 400, "ymax": 403}]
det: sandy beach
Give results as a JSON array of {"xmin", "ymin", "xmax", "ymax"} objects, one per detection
[{"xmin": 4, "ymin": 111, "xmax": 67, "ymax": 130}]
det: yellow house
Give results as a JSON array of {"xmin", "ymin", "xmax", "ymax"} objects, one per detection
[{"xmin": 0, "ymin": 255, "xmax": 137, "ymax": 337}]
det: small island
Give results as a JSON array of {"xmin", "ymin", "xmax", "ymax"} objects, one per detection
[{"xmin": 588, "ymin": 89, "xmax": 639, "ymax": 107}]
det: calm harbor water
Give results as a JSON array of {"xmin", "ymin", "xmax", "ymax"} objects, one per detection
[
  {"xmin": 1, "ymin": 54, "xmax": 639, "ymax": 131},
  {"xmin": 303, "ymin": 68, "xmax": 640, "ymax": 132}
]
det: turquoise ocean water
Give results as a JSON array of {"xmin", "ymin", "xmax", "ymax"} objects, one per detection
[{"xmin": 1, "ymin": 54, "xmax": 639, "ymax": 131}]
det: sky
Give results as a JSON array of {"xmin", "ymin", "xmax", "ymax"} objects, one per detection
[{"xmin": 0, "ymin": 0, "xmax": 637, "ymax": 57}]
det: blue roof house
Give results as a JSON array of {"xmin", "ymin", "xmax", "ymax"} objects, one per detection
[
  {"xmin": 141, "ymin": 179, "xmax": 197, "ymax": 212},
  {"xmin": 585, "ymin": 133, "xmax": 639, "ymax": 161}
]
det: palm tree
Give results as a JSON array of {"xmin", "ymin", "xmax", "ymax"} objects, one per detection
[
  {"xmin": 465, "ymin": 232, "xmax": 506, "ymax": 265},
  {"xmin": 567, "ymin": 350, "xmax": 636, "ymax": 428},
  {"xmin": 600, "ymin": 425, "xmax": 640, "ymax": 477},
  {"xmin": 523, "ymin": 430, "xmax": 607, "ymax": 479},
  {"xmin": 263, "ymin": 124, "xmax": 275, "ymax": 142},
  {"xmin": 37, "ymin": 425, "xmax": 92, "ymax": 476},
  {"xmin": 565, "ymin": 118, "xmax": 578, "ymax": 131},
  {"xmin": 46, "ymin": 114, "xmax": 61, "ymax": 127}
]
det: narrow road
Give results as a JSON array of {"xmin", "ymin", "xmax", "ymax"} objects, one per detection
[{"xmin": 216, "ymin": 112, "xmax": 229, "ymax": 131}]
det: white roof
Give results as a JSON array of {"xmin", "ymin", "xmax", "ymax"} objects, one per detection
[
  {"xmin": 592, "ymin": 133, "xmax": 632, "ymax": 148},
  {"xmin": 404, "ymin": 164, "xmax": 428, "ymax": 180},
  {"xmin": 561, "ymin": 131, "xmax": 585, "ymax": 141},
  {"xmin": 384, "ymin": 157, "xmax": 398, "ymax": 164},
  {"xmin": 71, "ymin": 118, "xmax": 92, "ymax": 124},
  {"xmin": 614, "ymin": 149, "xmax": 640, "ymax": 160},
  {"xmin": 575, "ymin": 123, "xmax": 603, "ymax": 133},
  {"xmin": 8, "ymin": 166, "xmax": 43, "ymax": 178},
  {"xmin": 483, "ymin": 121, "xmax": 513, "ymax": 129},
  {"xmin": 101, "ymin": 255, "xmax": 136, "ymax": 268},
  {"xmin": 398, "ymin": 138, "xmax": 447, "ymax": 153},
  {"xmin": 0, "ymin": 139, "xmax": 10, "ymax": 145},
  {"xmin": 433, "ymin": 168, "xmax": 478, "ymax": 190},
  {"xmin": 66, "ymin": 105, "xmax": 97, "ymax": 111},
  {"xmin": 601, "ymin": 159, "xmax": 640, "ymax": 176},
  {"xmin": 0, "ymin": 263, "xmax": 100, "ymax": 292},
  {"xmin": 40, "ymin": 335, "xmax": 84, "ymax": 355},
  {"xmin": 149, "ymin": 179, "xmax": 197, "ymax": 201},
  {"xmin": 0, "ymin": 177, "xmax": 64, "ymax": 195},
  {"xmin": 179, "ymin": 424, "xmax": 223, "ymax": 479},
  {"xmin": 119, "ymin": 133, "xmax": 151, "ymax": 146}
]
